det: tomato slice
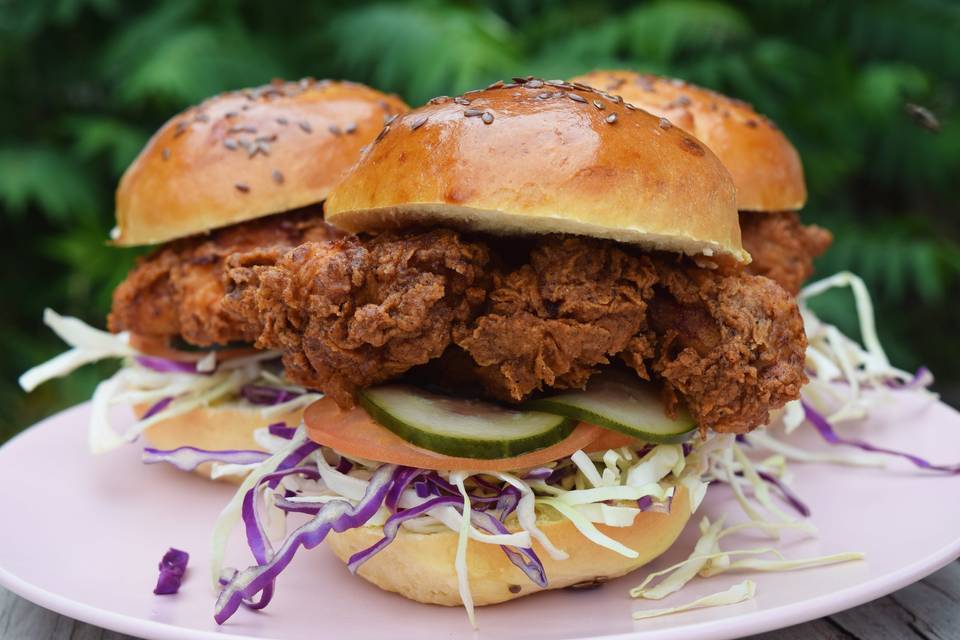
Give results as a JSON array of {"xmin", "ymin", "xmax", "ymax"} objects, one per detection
[
  {"xmin": 585, "ymin": 429, "xmax": 642, "ymax": 452},
  {"xmin": 304, "ymin": 396, "xmax": 603, "ymax": 472}
]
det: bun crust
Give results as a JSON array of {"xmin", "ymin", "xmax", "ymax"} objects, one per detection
[
  {"xmin": 134, "ymin": 402, "xmax": 305, "ymax": 483},
  {"xmin": 326, "ymin": 486, "xmax": 690, "ymax": 606},
  {"xmin": 325, "ymin": 79, "xmax": 746, "ymax": 263},
  {"xmin": 571, "ymin": 71, "xmax": 806, "ymax": 212},
  {"xmin": 115, "ymin": 80, "xmax": 408, "ymax": 246}
]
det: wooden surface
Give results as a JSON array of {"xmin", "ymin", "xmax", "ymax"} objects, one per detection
[{"xmin": 1, "ymin": 559, "xmax": 957, "ymax": 639}]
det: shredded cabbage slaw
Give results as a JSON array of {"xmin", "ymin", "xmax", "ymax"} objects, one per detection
[{"xmin": 18, "ymin": 309, "xmax": 321, "ymax": 457}]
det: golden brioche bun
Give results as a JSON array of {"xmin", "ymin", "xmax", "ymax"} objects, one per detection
[
  {"xmin": 325, "ymin": 79, "xmax": 747, "ymax": 263},
  {"xmin": 326, "ymin": 486, "xmax": 690, "ymax": 606},
  {"xmin": 570, "ymin": 71, "xmax": 806, "ymax": 212},
  {"xmin": 134, "ymin": 401, "xmax": 305, "ymax": 484},
  {"xmin": 114, "ymin": 79, "xmax": 408, "ymax": 246}
]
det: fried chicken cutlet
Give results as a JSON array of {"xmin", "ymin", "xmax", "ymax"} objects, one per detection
[
  {"xmin": 108, "ymin": 209, "xmax": 341, "ymax": 346},
  {"xmin": 224, "ymin": 230, "xmax": 807, "ymax": 434}
]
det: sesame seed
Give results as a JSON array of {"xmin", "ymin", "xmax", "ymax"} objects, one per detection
[
  {"xmin": 344, "ymin": 122, "xmax": 358, "ymax": 134},
  {"xmin": 272, "ymin": 169, "xmax": 284, "ymax": 184},
  {"xmin": 605, "ymin": 113, "xmax": 617, "ymax": 124},
  {"xmin": 224, "ymin": 139, "xmax": 238, "ymax": 150},
  {"xmin": 228, "ymin": 125, "xmax": 257, "ymax": 134},
  {"xmin": 375, "ymin": 125, "xmax": 390, "ymax": 143},
  {"xmin": 235, "ymin": 182, "xmax": 250, "ymax": 193},
  {"xmin": 658, "ymin": 118, "xmax": 672, "ymax": 129},
  {"xmin": 525, "ymin": 79, "xmax": 544, "ymax": 89},
  {"xmin": 384, "ymin": 113, "xmax": 398, "ymax": 126},
  {"xmin": 276, "ymin": 117, "xmax": 288, "ymax": 125},
  {"xmin": 410, "ymin": 115, "xmax": 428, "ymax": 130},
  {"xmin": 249, "ymin": 142, "xmax": 269, "ymax": 157},
  {"xmin": 463, "ymin": 109, "xmax": 483, "ymax": 118},
  {"xmin": 593, "ymin": 100, "xmax": 605, "ymax": 110},
  {"xmin": 328, "ymin": 124, "xmax": 342, "ymax": 136},
  {"xmin": 537, "ymin": 91, "xmax": 553, "ymax": 100},
  {"xmin": 299, "ymin": 121, "xmax": 312, "ymax": 133},
  {"xmin": 745, "ymin": 119, "xmax": 758, "ymax": 128},
  {"xmin": 625, "ymin": 103, "xmax": 637, "ymax": 110},
  {"xmin": 162, "ymin": 148, "xmax": 170, "ymax": 160},
  {"xmin": 487, "ymin": 80, "xmax": 504, "ymax": 90},
  {"xmin": 454, "ymin": 96, "xmax": 471, "ymax": 106},
  {"xmin": 502, "ymin": 82, "xmax": 520, "ymax": 89},
  {"xmin": 568, "ymin": 93, "xmax": 587, "ymax": 104},
  {"xmin": 194, "ymin": 113, "xmax": 210, "ymax": 123},
  {"xmin": 225, "ymin": 111, "xmax": 238, "ymax": 119},
  {"xmin": 481, "ymin": 111, "xmax": 494, "ymax": 124}
]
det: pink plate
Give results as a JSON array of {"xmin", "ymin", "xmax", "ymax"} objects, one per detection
[{"xmin": 1, "ymin": 391, "xmax": 959, "ymax": 640}]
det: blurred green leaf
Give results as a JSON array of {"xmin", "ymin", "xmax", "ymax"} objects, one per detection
[{"xmin": 0, "ymin": 146, "xmax": 99, "ymax": 220}]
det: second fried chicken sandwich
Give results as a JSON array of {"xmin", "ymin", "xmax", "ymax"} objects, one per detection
[
  {"xmin": 571, "ymin": 71, "xmax": 832, "ymax": 295},
  {"xmin": 210, "ymin": 78, "xmax": 809, "ymax": 624},
  {"xmin": 19, "ymin": 79, "xmax": 408, "ymax": 472}
]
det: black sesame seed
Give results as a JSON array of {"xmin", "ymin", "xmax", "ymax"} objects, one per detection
[
  {"xmin": 568, "ymin": 93, "xmax": 587, "ymax": 104},
  {"xmin": 463, "ymin": 109, "xmax": 483, "ymax": 118},
  {"xmin": 508, "ymin": 585, "xmax": 522, "ymax": 594},
  {"xmin": 410, "ymin": 115, "xmax": 428, "ymax": 130},
  {"xmin": 272, "ymin": 169, "xmax": 284, "ymax": 184},
  {"xmin": 235, "ymin": 182, "xmax": 250, "ymax": 193},
  {"xmin": 605, "ymin": 113, "xmax": 618, "ymax": 124},
  {"xmin": 481, "ymin": 111, "xmax": 494, "ymax": 124},
  {"xmin": 299, "ymin": 121, "xmax": 313, "ymax": 133}
]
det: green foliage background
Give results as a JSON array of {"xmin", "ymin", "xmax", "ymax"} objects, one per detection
[{"xmin": 2, "ymin": 0, "xmax": 958, "ymax": 442}]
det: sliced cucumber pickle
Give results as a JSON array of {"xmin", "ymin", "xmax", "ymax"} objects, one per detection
[
  {"xmin": 358, "ymin": 385, "xmax": 576, "ymax": 459},
  {"xmin": 523, "ymin": 371, "xmax": 696, "ymax": 444}
]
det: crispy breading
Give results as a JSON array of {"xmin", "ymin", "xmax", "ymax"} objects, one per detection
[
  {"xmin": 108, "ymin": 209, "xmax": 340, "ymax": 345},
  {"xmin": 633, "ymin": 256, "xmax": 808, "ymax": 434},
  {"xmin": 224, "ymin": 230, "xmax": 807, "ymax": 433},
  {"xmin": 455, "ymin": 237, "xmax": 657, "ymax": 401},
  {"xmin": 740, "ymin": 211, "xmax": 832, "ymax": 295},
  {"xmin": 222, "ymin": 229, "xmax": 491, "ymax": 407}
]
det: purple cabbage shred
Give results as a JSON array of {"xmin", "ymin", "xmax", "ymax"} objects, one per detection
[{"xmin": 154, "ymin": 548, "xmax": 189, "ymax": 595}]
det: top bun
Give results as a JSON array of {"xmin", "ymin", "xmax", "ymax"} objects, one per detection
[
  {"xmin": 325, "ymin": 78, "xmax": 746, "ymax": 263},
  {"xmin": 570, "ymin": 71, "xmax": 806, "ymax": 212},
  {"xmin": 114, "ymin": 79, "xmax": 408, "ymax": 246}
]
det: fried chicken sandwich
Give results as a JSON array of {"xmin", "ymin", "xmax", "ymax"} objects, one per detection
[
  {"xmin": 19, "ymin": 79, "xmax": 407, "ymax": 475},
  {"xmin": 210, "ymin": 78, "xmax": 809, "ymax": 625},
  {"xmin": 571, "ymin": 71, "xmax": 831, "ymax": 295}
]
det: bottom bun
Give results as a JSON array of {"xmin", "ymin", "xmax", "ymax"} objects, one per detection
[
  {"xmin": 133, "ymin": 402, "xmax": 305, "ymax": 483},
  {"xmin": 327, "ymin": 486, "xmax": 690, "ymax": 606}
]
